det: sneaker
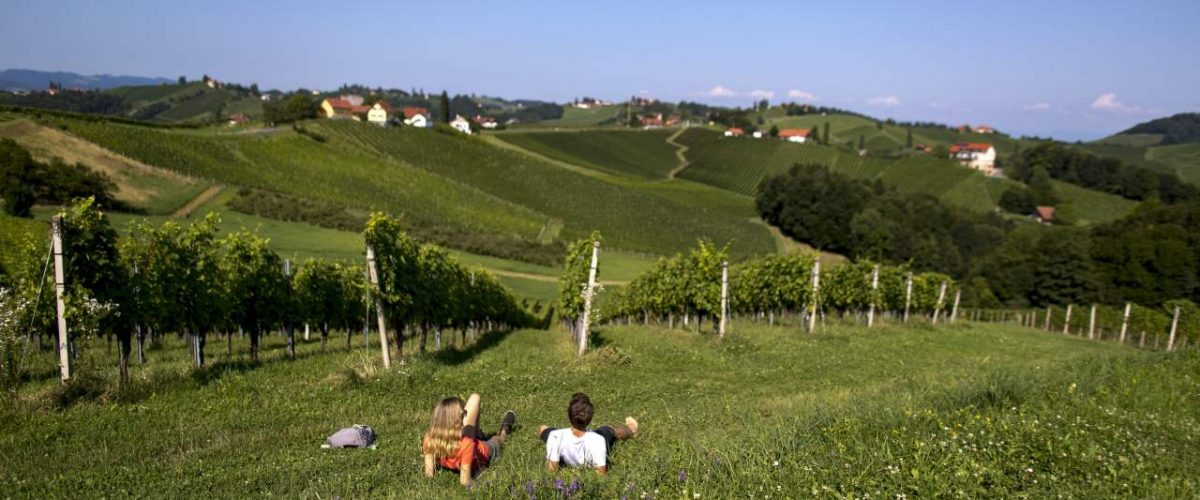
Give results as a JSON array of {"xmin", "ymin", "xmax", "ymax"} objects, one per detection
[{"xmin": 501, "ymin": 410, "xmax": 517, "ymax": 434}]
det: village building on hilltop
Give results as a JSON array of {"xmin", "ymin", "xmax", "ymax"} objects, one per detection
[
  {"xmin": 950, "ymin": 142, "xmax": 996, "ymax": 175},
  {"xmin": 779, "ymin": 128, "xmax": 811, "ymax": 143},
  {"xmin": 403, "ymin": 107, "xmax": 430, "ymax": 128},
  {"xmin": 723, "ymin": 127, "xmax": 744, "ymax": 137},
  {"xmin": 974, "ymin": 125, "xmax": 995, "ymax": 134},
  {"xmin": 366, "ymin": 102, "xmax": 391, "ymax": 125},
  {"xmin": 472, "ymin": 115, "xmax": 498, "ymax": 129},
  {"xmin": 450, "ymin": 115, "xmax": 472, "ymax": 134},
  {"xmin": 320, "ymin": 94, "xmax": 392, "ymax": 124},
  {"xmin": 1034, "ymin": 206, "xmax": 1056, "ymax": 225}
]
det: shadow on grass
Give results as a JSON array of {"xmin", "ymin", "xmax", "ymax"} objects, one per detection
[{"xmin": 431, "ymin": 329, "xmax": 516, "ymax": 366}]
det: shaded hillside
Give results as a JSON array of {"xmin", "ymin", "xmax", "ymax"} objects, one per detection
[{"xmin": 1117, "ymin": 112, "xmax": 1200, "ymax": 145}]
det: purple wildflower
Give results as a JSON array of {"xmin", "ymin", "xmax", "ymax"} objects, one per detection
[{"xmin": 678, "ymin": 469, "xmax": 688, "ymax": 482}]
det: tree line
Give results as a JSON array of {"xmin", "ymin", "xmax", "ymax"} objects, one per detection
[
  {"xmin": 0, "ymin": 138, "xmax": 125, "ymax": 217},
  {"xmin": 1007, "ymin": 142, "xmax": 1199, "ymax": 204},
  {"xmin": 756, "ymin": 163, "xmax": 1200, "ymax": 310}
]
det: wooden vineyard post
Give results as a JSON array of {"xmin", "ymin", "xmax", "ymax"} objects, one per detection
[
  {"xmin": 1044, "ymin": 307, "xmax": 1052, "ymax": 331},
  {"xmin": 1167, "ymin": 306, "xmax": 1181, "ymax": 352},
  {"xmin": 51, "ymin": 216, "xmax": 71, "ymax": 382},
  {"xmin": 1088, "ymin": 304, "xmax": 1097, "ymax": 340},
  {"xmin": 867, "ymin": 265, "xmax": 880, "ymax": 328},
  {"xmin": 902, "ymin": 272, "xmax": 913, "ymax": 324},
  {"xmin": 719, "ymin": 261, "xmax": 729, "ymax": 338},
  {"xmin": 578, "ymin": 241, "xmax": 601, "ymax": 356},
  {"xmin": 808, "ymin": 259, "xmax": 821, "ymax": 333},
  {"xmin": 285, "ymin": 259, "xmax": 296, "ymax": 360},
  {"xmin": 1062, "ymin": 304, "xmax": 1073, "ymax": 335},
  {"xmin": 1119, "ymin": 302, "xmax": 1131, "ymax": 345},
  {"xmin": 932, "ymin": 281, "xmax": 947, "ymax": 325},
  {"xmin": 365, "ymin": 245, "xmax": 391, "ymax": 369},
  {"xmin": 950, "ymin": 288, "xmax": 961, "ymax": 323}
]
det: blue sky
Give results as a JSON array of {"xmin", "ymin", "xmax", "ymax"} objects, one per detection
[{"xmin": 2, "ymin": 0, "xmax": 1198, "ymax": 140}]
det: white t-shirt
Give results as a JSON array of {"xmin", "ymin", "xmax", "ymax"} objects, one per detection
[{"xmin": 545, "ymin": 428, "xmax": 607, "ymax": 468}]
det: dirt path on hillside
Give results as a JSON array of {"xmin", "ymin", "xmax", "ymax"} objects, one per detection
[
  {"xmin": 665, "ymin": 127, "xmax": 691, "ymax": 179},
  {"xmin": 490, "ymin": 268, "xmax": 626, "ymax": 286},
  {"xmin": 173, "ymin": 185, "xmax": 222, "ymax": 218}
]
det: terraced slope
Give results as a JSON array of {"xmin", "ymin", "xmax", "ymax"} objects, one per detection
[
  {"xmin": 308, "ymin": 121, "xmax": 775, "ymax": 257},
  {"xmin": 495, "ymin": 129, "xmax": 679, "ymax": 179}
]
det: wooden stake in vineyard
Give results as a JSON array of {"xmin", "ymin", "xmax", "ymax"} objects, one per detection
[
  {"xmin": 365, "ymin": 244, "xmax": 391, "ymax": 369},
  {"xmin": 1088, "ymin": 304, "xmax": 1097, "ymax": 340},
  {"xmin": 902, "ymin": 272, "xmax": 913, "ymax": 324},
  {"xmin": 1044, "ymin": 307, "xmax": 1052, "ymax": 331},
  {"xmin": 950, "ymin": 288, "xmax": 961, "ymax": 323},
  {"xmin": 1062, "ymin": 304, "xmax": 1073, "ymax": 335},
  {"xmin": 284, "ymin": 259, "xmax": 296, "ymax": 360},
  {"xmin": 719, "ymin": 261, "xmax": 729, "ymax": 338},
  {"xmin": 578, "ymin": 241, "xmax": 600, "ymax": 356},
  {"xmin": 1119, "ymin": 302, "xmax": 1131, "ymax": 345},
  {"xmin": 867, "ymin": 265, "xmax": 879, "ymax": 328},
  {"xmin": 807, "ymin": 259, "xmax": 821, "ymax": 333},
  {"xmin": 932, "ymin": 281, "xmax": 947, "ymax": 325},
  {"xmin": 51, "ymin": 216, "xmax": 71, "ymax": 382},
  {"xmin": 1167, "ymin": 305, "xmax": 1181, "ymax": 352}
]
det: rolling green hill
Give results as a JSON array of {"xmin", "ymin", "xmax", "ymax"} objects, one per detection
[
  {"xmin": 1050, "ymin": 180, "xmax": 1138, "ymax": 225},
  {"xmin": 105, "ymin": 81, "xmax": 263, "ymax": 123},
  {"xmin": 531, "ymin": 105, "xmax": 622, "ymax": 127},
  {"xmin": 763, "ymin": 112, "xmax": 1024, "ymax": 156},
  {"xmin": 676, "ymin": 128, "xmax": 1015, "ymax": 213},
  {"xmin": 494, "ymin": 129, "xmax": 679, "ymax": 179}
]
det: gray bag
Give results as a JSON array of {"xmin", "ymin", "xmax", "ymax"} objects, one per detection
[{"xmin": 323, "ymin": 424, "xmax": 377, "ymax": 449}]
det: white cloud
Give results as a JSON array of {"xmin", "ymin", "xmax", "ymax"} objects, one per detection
[
  {"xmin": 749, "ymin": 89, "xmax": 775, "ymax": 99},
  {"xmin": 1023, "ymin": 102, "xmax": 1051, "ymax": 111},
  {"xmin": 867, "ymin": 95, "xmax": 902, "ymax": 107},
  {"xmin": 787, "ymin": 89, "xmax": 817, "ymax": 100},
  {"xmin": 637, "ymin": 89, "xmax": 652, "ymax": 95},
  {"xmin": 1090, "ymin": 93, "xmax": 1151, "ymax": 113},
  {"xmin": 705, "ymin": 85, "xmax": 738, "ymax": 97}
]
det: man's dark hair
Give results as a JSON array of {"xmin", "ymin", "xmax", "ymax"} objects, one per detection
[{"xmin": 568, "ymin": 392, "xmax": 593, "ymax": 429}]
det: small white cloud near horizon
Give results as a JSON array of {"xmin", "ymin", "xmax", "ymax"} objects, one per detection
[
  {"xmin": 1023, "ymin": 102, "xmax": 1051, "ymax": 111},
  {"xmin": 705, "ymin": 85, "xmax": 738, "ymax": 98},
  {"xmin": 637, "ymin": 89, "xmax": 652, "ymax": 95},
  {"xmin": 787, "ymin": 89, "xmax": 817, "ymax": 100},
  {"xmin": 749, "ymin": 89, "xmax": 775, "ymax": 99},
  {"xmin": 1090, "ymin": 93, "xmax": 1153, "ymax": 113},
  {"xmin": 868, "ymin": 95, "xmax": 902, "ymax": 107}
]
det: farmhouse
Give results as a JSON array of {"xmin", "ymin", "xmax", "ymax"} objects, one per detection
[
  {"xmin": 450, "ymin": 115, "xmax": 472, "ymax": 134},
  {"xmin": 472, "ymin": 115, "xmax": 498, "ymax": 129},
  {"xmin": 779, "ymin": 128, "xmax": 811, "ymax": 143},
  {"xmin": 321, "ymin": 95, "xmax": 367, "ymax": 119},
  {"xmin": 974, "ymin": 125, "xmax": 995, "ymax": 134},
  {"xmin": 403, "ymin": 107, "xmax": 430, "ymax": 128},
  {"xmin": 227, "ymin": 113, "xmax": 249, "ymax": 126},
  {"xmin": 367, "ymin": 102, "xmax": 392, "ymax": 126},
  {"xmin": 1035, "ymin": 206, "xmax": 1056, "ymax": 224},
  {"xmin": 752, "ymin": 130, "xmax": 764, "ymax": 139},
  {"xmin": 949, "ymin": 142, "xmax": 996, "ymax": 175},
  {"xmin": 724, "ymin": 127, "xmax": 744, "ymax": 137},
  {"xmin": 640, "ymin": 113, "xmax": 663, "ymax": 129}
]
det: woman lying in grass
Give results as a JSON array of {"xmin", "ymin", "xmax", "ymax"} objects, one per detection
[{"xmin": 422, "ymin": 393, "xmax": 516, "ymax": 487}]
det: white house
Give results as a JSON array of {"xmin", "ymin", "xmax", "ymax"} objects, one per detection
[
  {"xmin": 723, "ymin": 127, "xmax": 744, "ymax": 137},
  {"xmin": 367, "ymin": 102, "xmax": 391, "ymax": 126},
  {"xmin": 450, "ymin": 115, "xmax": 472, "ymax": 134},
  {"xmin": 752, "ymin": 130, "xmax": 764, "ymax": 138},
  {"xmin": 779, "ymin": 128, "xmax": 811, "ymax": 143},
  {"xmin": 403, "ymin": 107, "xmax": 430, "ymax": 128},
  {"xmin": 949, "ymin": 142, "xmax": 996, "ymax": 175}
]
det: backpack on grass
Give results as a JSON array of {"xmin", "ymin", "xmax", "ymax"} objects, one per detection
[{"xmin": 322, "ymin": 424, "xmax": 377, "ymax": 449}]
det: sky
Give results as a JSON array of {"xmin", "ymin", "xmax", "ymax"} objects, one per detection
[{"xmin": 2, "ymin": 0, "xmax": 1198, "ymax": 140}]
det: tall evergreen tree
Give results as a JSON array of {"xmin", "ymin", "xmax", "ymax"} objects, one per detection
[
  {"xmin": 858, "ymin": 134, "xmax": 866, "ymax": 150},
  {"xmin": 439, "ymin": 91, "xmax": 451, "ymax": 123},
  {"xmin": 823, "ymin": 122, "xmax": 831, "ymax": 145}
]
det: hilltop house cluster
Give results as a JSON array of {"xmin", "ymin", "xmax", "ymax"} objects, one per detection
[
  {"xmin": 317, "ymin": 94, "xmax": 494, "ymax": 134},
  {"xmin": 639, "ymin": 113, "xmax": 681, "ymax": 129},
  {"xmin": 722, "ymin": 127, "xmax": 811, "ymax": 143}
]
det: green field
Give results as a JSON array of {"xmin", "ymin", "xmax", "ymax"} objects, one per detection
[
  {"xmin": 532, "ymin": 106, "xmax": 622, "ymax": 127},
  {"xmin": 496, "ymin": 130, "xmax": 680, "ymax": 179},
  {"xmin": 1147, "ymin": 143, "xmax": 1200, "ymax": 185},
  {"xmin": 1051, "ymin": 180, "xmax": 1139, "ymax": 225},
  {"xmin": 3, "ymin": 322, "xmax": 1195, "ymax": 497},
  {"xmin": 676, "ymin": 128, "xmax": 1014, "ymax": 213}
]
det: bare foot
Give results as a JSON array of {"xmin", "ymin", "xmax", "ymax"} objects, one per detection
[
  {"xmin": 625, "ymin": 417, "xmax": 639, "ymax": 436},
  {"xmin": 537, "ymin": 425, "xmax": 549, "ymax": 436}
]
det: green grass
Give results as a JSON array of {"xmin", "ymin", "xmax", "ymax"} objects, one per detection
[
  {"xmin": 496, "ymin": 130, "xmax": 680, "ymax": 179},
  {"xmin": 677, "ymin": 128, "xmax": 1013, "ymax": 213},
  {"xmin": 1147, "ymin": 142, "xmax": 1200, "ymax": 186},
  {"xmin": 533, "ymin": 106, "xmax": 622, "ymax": 127},
  {"xmin": 1051, "ymin": 180, "xmax": 1139, "ymax": 225},
  {"xmin": 3, "ymin": 322, "xmax": 1196, "ymax": 497}
]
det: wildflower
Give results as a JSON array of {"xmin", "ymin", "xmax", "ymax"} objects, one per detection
[
  {"xmin": 678, "ymin": 469, "xmax": 688, "ymax": 482},
  {"xmin": 772, "ymin": 460, "xmax": 780, "ymax": 467}
]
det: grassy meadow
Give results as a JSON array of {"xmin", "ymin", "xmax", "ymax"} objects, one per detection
[{"xmin": 2, "ymin": 321, "xmax": 1196, "ymax": 498}]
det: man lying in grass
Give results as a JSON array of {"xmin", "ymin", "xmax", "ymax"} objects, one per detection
[
  {"xmin": 538, "ymin": 392, "xmax": 639, "ymax": 475},
  {"xmin": 422, "ymin": 393, "xmax": 516, "ymax": 487}
]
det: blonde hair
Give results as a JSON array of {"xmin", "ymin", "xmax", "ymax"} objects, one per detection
[{"xmin": 423, "ymin": 396, "xmax": 464, "ymax": 458}]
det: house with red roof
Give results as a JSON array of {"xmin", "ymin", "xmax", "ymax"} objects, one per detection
[
  {"xmin": 1034, "ymin": 206, "xmax": 1056, "ymax": 224},
  {"xmin": 949, "ymin": 142, "xmax": 996, "ymax": 175},
  {"xmin": 403, "ymin": 107, "xmax": 430, "ymax": 128},
  {"xmin": 227, "ymin": 113, "xmax": 249, "ymax": 126},
  {"xmin": 974, "ymin": 125, "xmax": 995, "ymax": 134},
  {"xmin": 472, "ymin": 115, "xmax": 498, "ymax": 129},
  {"xmin": 723, "ymin": 127, "xmax": 744, "ymax": 137},
  {"xmin": 779, "ymin": 128, "xmax": 812, "ymax": 143},
  {"xmin": 639, "ymin": 113, "xmax": 663, "ymax": 129},
  {"xmin": 321, "ymin": 95, "xmax": 365, "ymax": 119}
]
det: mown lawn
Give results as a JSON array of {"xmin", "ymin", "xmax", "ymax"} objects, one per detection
[{"xmin": 2, "ymin": 322, "xmax": 1196, "ymax": 498}]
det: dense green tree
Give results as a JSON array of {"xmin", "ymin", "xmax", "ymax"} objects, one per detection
[
  {"xmin": 0, "ymin": 138, "xmax": 36, "ymax": 217},
  {"xmin": 769, "ymin": 125, "xmax": 779, "ymax": 138},
  {"xmin": 1029, "ymin": 230, "xmax": 1098, "ymax": 306},
  {"xmin": 1028, "ymin": 165, "xmax": 1059, "ymax": 206},
  {"xmin": 263, "ymin": 93, "xmax": 317, "ymax": 124},
  {"xmin": 439, "ymin": 91, "xmax": 451, "ymax": 123},
  {"xmin": 222, "ymin": 230, "xmax": 291, "ymax": 363}
]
